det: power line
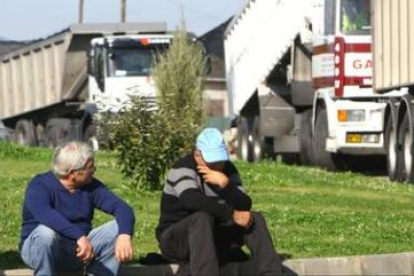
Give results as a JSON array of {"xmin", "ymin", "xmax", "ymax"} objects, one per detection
[{"xmin": 162, "ymin": 0, "xmax": 228, "ymax": 21}]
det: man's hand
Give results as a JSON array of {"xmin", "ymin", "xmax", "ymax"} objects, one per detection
[
  {"xmin": 233, "ymin": 210, "xmax": 253, "ymax": 228},
  {"xmin": 197, "ymin": 165, "xmax": 229, "ymax": 189},
  {"xmin": 115, "ymin": 234, "xmax": 133, "ymax": 262},
  {"xmin": 77, "ymin": 236, "xmax": 94, "ymax": 262}
]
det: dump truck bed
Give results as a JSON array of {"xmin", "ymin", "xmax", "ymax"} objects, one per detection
[
  {"xmin": 372, "ymin": 0, "xmax": 414, "ymax": 92},
  {"xmin": 224, "ymin": 0, "xmax": 312, "ymax": 117}
]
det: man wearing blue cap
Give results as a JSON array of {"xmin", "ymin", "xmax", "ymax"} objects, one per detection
[{"xmin": 156, "ymin": 128, "xmax": 282, "ymax": 275}]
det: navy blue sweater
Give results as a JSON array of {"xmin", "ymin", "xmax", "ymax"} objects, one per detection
[{"xmin": 21, "ymin": 172, "xmax": 135, "ymax": 244}]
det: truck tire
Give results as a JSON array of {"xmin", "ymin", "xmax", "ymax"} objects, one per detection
[
  {"xmin": 299, "ymin": 110, "xmax": 313, "ymax": 166},
  {"xmin": 384, "ymin": 114, "xmax": 402, "ymax": 182},
  {"xmin": 14, "ymin": 120, "xmax": 36, "ymax": 146},
  {"xmin": 281, "ymin": 153, "xmax": 299, "ymax": 165},
  {"xmin": 36, "ymin": 124, "xmax": 46, "ymax": 147},
  {"xmin": 313, "ymin": 109, "xmax": 340, "ymax": 171},
  {"xmin": 45, "ymin": 126, "xmax": 61, "ymax": 148},
  {"xmin": 400, "ymin": 113, "xmax": 414, "ymax": 183},
  {"xmin": 237, "ymin": 116, "xmax": 253, "ymax": 162},
  {"xmin": 84, "ymin": 124, "xmax": 99, "ymax": 151},
  {"xmin": 45, "ymin": 119, "xmax": 71, "ymax": 148}
]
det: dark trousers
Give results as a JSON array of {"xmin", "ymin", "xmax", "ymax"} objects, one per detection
[{"xmin": 159, "ymin": 212, "xmax": 283, "ymax": 276}]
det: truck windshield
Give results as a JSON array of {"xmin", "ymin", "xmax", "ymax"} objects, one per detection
[
  {"xmin": 108, "ymin": 47, "xmax": 163, "ymax": 77},
  {"xmin": 341, "ymin": 0, "xmax": 370, "ymax": 35}
]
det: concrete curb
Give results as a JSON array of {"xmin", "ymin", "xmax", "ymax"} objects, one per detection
[
  {"xmin": 2, "ymin": 252, "xmax": 414, "ymax": 276},
  {"xmin": 284, "ymin": 252, "xmax": 414, "ymax": 275}
]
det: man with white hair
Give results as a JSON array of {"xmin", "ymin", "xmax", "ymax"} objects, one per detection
[
  {"xmin": 20, "ymin": 141, "xmax": 135, "ymax": 276},
  {"xmin": 156, "ymin": 128, "xmax": 282, "ymax": 276}
]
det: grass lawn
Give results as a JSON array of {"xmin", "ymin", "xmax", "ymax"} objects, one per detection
[{"xmin": 1, "ymin": 142, "xmax": 414, "ymax": 269}]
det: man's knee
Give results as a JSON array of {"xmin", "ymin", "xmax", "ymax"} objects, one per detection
[
  {"xmin": 89, "ymin": 220, "xmax": 119, "ymax": 248},
  {"xmin": 252, "ymin": 212, "xmax": 268, "ymax": 227},
  {"xmin": 190, "ymin": 212, "xmax": 215, "ymax": 227},
  {"xmin": 33, "ymin": 225, "xmax": 60, "ymax": 247},
  {"xmin": 101, "ymin": 220, "xmax": 119, "ymax": 239}
]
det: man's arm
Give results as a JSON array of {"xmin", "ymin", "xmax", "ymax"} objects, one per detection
[
  {"xmin": 92, "ymin": 180, "xmax": 135, "ymax": 262},
  {"xmin": 198, "ymin": 163, "xmax": 252, "ymax": 211},
  {"xmin": 179, "ymin": 188, "xmax": 234, "ymax": 223},
  {"xmin": 91, "ymin": 180, "xmax": 135, "ymax": 236},
  {"xmin": 218, "ymin": 180, "xmax": 252, "ymax": 211}
]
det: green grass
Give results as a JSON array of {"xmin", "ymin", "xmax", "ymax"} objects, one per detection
[{"xmin": 1, "ymin": 141, "xmax": 414, "ymax": 268}]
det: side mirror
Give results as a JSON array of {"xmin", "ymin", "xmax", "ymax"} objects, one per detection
[
  {"xmin": 87, "ymin": 48, "xmax": 95, "ymax": 75},
  {"xmin": 88, "ymin": 47, "xmax": 105, "ymax": 92}
]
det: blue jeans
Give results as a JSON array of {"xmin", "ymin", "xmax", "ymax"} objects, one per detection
[{"xmin": 20, "ymin": 220, "xmax": 120, "ymax": 276}]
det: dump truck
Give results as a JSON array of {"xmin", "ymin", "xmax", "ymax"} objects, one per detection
[
  {"xmin": 0, "ymin": 23, "xmax": 172, "ymax": 149},
  {"xmin": 225, "ymin": 0, "xmax": 414, "ymax": 183}
]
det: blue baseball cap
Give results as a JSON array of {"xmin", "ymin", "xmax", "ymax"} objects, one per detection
[{"xmin": 196, "ymin": 128, "xmax": 229, "ymax": 163}]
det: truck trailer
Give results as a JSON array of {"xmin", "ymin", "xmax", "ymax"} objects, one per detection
[
  {"xmin": 0, "ymin": 23, "xmax": 172, "ymax": 149},
  {"xmin": 225, "ymin": 0, "xmax": 414, "ymax": 183}
]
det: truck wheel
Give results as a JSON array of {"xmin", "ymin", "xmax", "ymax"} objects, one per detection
[
  {"xmin": 14, "ymin": 120, "xmax": 36, "ymax": 146},
  {"xmin": 384, "ymin": 115, "xmax": 402, "ymax": 182},
  {"xmin": 45, "ymin": 119, "xmax": 71, "ymax": 148},
  {"xmin": 36, "ymin": 124, "xmax": 46, "ymax": 147},
  {"xmin": 237, "ymin": 116, "xmax": 253, "ymax": 162},
  {"xmin": 251, "ymin": 116, "xmax": 262, "ymax": 161},
  {"xmin": 313, "ymin": 109, "xmax": 340, "ymax": 171},
  {"xmin": 84, "ymin": 124, "xmax": 99, "ymax": 151},
  {"xmin": 281, "ymin": 153, "xmax": 299, "ymax": 165},
  {"xmin": 400, "ymin": 114, "xmax": 414, "ymax": 183},
  {"xmin": 299, "ymin": 110, "xmax": 313, "ymax": 166},
  {"xmin": 45, "ymin": 127, "xmax": 60, "ymax": 148}
]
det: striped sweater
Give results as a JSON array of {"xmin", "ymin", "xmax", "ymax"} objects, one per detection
[{"xmin": 156, "ymin": 154, "xmax": 252, "ymax": 240}]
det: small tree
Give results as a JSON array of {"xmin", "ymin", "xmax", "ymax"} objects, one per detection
[{"xmin": 107, "ymin": 30, "xmax": 207, "ymax": 190}]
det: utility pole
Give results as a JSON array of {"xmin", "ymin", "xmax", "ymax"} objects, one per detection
[
  {"xmin": 78, "ymin": 0, "xmax": 84, "ymax": 23},
  {"xmin": 121, "ymin": 0, "xmax": 127, "ymax": 23},
  {"xmin": 179, "ymin": 0, "xmax": 186, "ymax": 30}
]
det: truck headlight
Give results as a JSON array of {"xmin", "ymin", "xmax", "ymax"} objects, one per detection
[
  {"xmin": 337, "ymin": 110, "xmax": 365, "ymax": 122},
  {"xmin": 346, "ymin": 133, "xmax": 380, "ymax": 144}
]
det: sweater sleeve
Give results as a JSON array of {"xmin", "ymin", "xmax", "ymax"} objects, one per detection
[
  {"xmin": 91, "ymin": 181, "xmax": 135, "ymax": 236},
  {"xmin": 217, "ymin": 162, "xmax": 252, "ymax": 210},
  {"xmin": 179, "ymin": 188, "xmax": 234, "ymax": 223},
  {"xmin": 218, "ymin": 180, "xmax": 252, "ymax": 211},
  {"xmin": 25, "ymin": 181, "xmax": 85, "ymax": 240}
]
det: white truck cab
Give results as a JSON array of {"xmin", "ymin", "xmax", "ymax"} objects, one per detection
[{"xmin": 88, "ymin": 35, "xmax": 172, "ymax": 112}]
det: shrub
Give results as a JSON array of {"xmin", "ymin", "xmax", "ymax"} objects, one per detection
[{"xmin": 106, "ymin": 30, "xmax": 207, "ymax": 190}]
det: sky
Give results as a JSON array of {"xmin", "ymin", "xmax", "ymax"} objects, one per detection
[{"xmin": 0, "ymin": 0, "xmax": 247, "ymax": 41}]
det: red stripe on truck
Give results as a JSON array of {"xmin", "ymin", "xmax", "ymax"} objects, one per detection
[
  {"xmin": 313, "ymin": 42, "xmax": 371, "ymax": 55},
  {"xmin": 344, "ymin": 43, "xmax": 371, "ymax": 53},
  {"xmin": 313, "ymin": 77, "xmax": 335, "ymax": 89},
  {"xmin": 344, "ymin": 77, "xmax": 372, "ymax": 87},
  {"xmin": 313, "ymin": 44, "xmax": 334, "ymax": 55}
]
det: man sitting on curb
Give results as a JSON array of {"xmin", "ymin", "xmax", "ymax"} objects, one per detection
[
  {"xmin": 156, "ymin": 128, "xmax": 283, "ymax": 275},
  {"xmin": 20, "ymin": 141, "xmax": 135, "ymax": 276}
]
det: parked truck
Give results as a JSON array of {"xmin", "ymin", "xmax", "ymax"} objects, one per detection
[
  {"xmin": 0, "ymin": 23, "xmax": 172, "ymax": 149},
  {"xmin": 225, "ymin": 0, "xmax": 414, "ymax": 183}
]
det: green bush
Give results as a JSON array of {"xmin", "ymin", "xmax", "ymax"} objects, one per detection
[{"xmin": 106, "ymin": 30, "xmax": 207, "ymax": 190}]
